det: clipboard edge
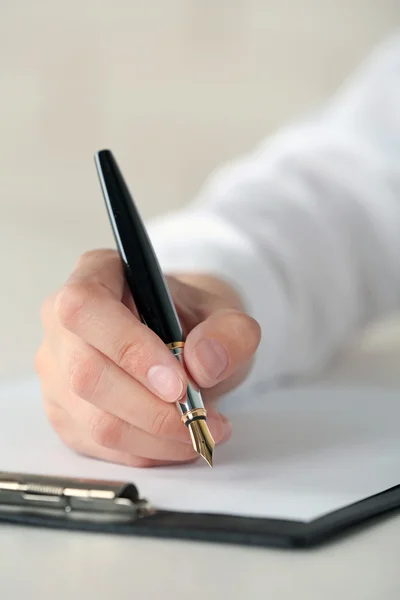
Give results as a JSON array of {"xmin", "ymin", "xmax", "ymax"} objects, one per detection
[{"xmin": 0, "ymin": 484, "xmax": 399, "ymax": 549}]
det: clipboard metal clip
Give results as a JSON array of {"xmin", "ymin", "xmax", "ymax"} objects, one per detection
[{"xmin": 0, "ymin": 472, "xmax": 154, "ymax": 524}]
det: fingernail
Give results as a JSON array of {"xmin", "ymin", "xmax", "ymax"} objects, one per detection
[
  {"xmin": 147, "ymin": 365, "xmax": 184, "ymax": 402},
  {"xmin": 194, "ymin": 339, "xmax": 229, "ymax": 381}
]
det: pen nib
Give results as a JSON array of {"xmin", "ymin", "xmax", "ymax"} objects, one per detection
[{"xmin": 187, "ymin": 419, "xmax": 215, "ymax": 467}]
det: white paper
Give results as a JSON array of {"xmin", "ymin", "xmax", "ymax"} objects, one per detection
[{"xmin": 0, "ymin": 377, "xmax": 399, "ymax": 522}]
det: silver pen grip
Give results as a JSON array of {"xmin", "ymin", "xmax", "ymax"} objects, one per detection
[{"xmin": 169, "ymin": 344, "xmax": 207, "ymax": 423}]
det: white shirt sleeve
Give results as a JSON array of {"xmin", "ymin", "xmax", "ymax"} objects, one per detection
[{"xmin": 148, "ymin": 34, "xmax": 400, "ymax": 387}]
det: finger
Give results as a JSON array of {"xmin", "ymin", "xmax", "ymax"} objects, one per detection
[
  {"xmin": 75, "ymin": 444, "xmax": 196, "ymax": 469},
  {"xmin": 184, "ymin": 309, "xmax": 261, "ymax": 389},
  {"xmin": 86, "ymin": 410, "xmax": 201, "ymax": 462},
  {"xmin": 40, "ymin": 292, "xmax": 59, "ymax": 334},
  {"xmin": 70, "ymin": 250, "xmax": 140, "ymax": 316},
  {"xmin": 44, "ymin": 397, "xmax": 197, "ymax": 468},
  {"xmin": 55, "ymin": 262, "xmax": 187, "ymax": 404},
  {"xmin": 68, "ymin": 249, "xmax": 125, "ymax": 299},
  {"xmin": 59, "ymin": 332, "xmax": 227, "ymax": 444},
  {"xmin": 40, "ymin": 250, "xmax": 125, "ymax": 338}
]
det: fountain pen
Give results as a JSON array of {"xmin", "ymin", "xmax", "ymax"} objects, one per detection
[{"xmin": 94, "ymin": 150, "xmax": 215, "ymax": 467}]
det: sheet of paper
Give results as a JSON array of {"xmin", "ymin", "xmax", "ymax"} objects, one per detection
[{"xmin": 0, "ymin": 377, "xmax": 399, "ymax": 522}]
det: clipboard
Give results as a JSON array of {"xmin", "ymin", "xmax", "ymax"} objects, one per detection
[
  {"xmin": 1, "ymin": 378, "xmax": 400, "ymax": 549},
  {"xmin": 0, "ymin": 472, "xmax": 400, "ymax": 549}
]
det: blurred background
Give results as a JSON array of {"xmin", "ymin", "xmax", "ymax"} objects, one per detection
[{"xmin": 1, "ymin": 1, "xmax": 399, "ymax": 380}]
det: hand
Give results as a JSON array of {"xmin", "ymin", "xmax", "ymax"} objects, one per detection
[{"xmin": 35, "ymin": 249, "xmax": 261, "ymax": 467}]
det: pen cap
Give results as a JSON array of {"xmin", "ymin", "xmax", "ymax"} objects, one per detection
[{"xmin": 95, "ymin": 150, "xmax": 183, "ymax": 344}]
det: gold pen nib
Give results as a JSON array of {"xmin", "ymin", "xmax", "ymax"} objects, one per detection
[{"xmin": 187, "ymin": 419, "xmax": 215, "ymax": 467}]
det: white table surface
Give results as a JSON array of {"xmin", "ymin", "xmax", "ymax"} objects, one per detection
[
  {"xmin": 0, "ymin": 514, "xmax": 399, "ymax": 599},
  {"xmin": 1, "ymin": 326, "xmax": 400, "ymax": 600}
]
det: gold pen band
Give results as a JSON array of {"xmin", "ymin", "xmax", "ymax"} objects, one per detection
[
  {"xmin": 181, "ymin": 407, "xmax": 207, "ymax": 426},
  {"xmin": 166, "ymin": 341, "xmax": 185, "ymax": 350}
]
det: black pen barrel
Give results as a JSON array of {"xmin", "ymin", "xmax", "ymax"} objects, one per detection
[{"xmin": 95, "ymin": 150, "xmax": 183, "ymax": 344}]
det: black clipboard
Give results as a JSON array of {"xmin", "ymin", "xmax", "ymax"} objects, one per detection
[{"xmin": 0, "ymin": 472, "xmax": 399, "ymax": 548}]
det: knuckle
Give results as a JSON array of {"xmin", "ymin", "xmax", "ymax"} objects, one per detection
[
  {"xmin": 45, "ymin": 401, "xmax": 71, "ymax": 441},
  {"xmin": 115, "ymin": 336, "xmax": 150, "ymax": 372},
  {"xmin": 78, "ymin": 248, "xmax": 118, "ymax": 265},
  {"xmin": 55, "ymin": 282, "xmax": 90, "ymax": 328},
  {"xmin": 45, "ymin": 403, "xmax": 65, "ymax": 432},
  {"xmin": 228, "ymin": 311, "xmax": 261, "ymax": 346},
  {"xmin": 44, "ymin": 396, "xmax": 93, "ymax": 454},
  {"xmin": 68, "ymin": 351, "xmax": 104, "ymax": 401},
  {"xmin": 77, "ymin": 249, "xmax": 102, "ymax": 265},
  {"xmin": 90, "ymin": 412, "xmax": 126, "ymax": 449},
  {"xmin": 149, "ymin": 407, "xmax": 179, "ymax": 438},
  {"xmin": 34, "ymin": 346, "xmax": 46, "ymax": 375},
  {"xmin": 40, "ymin": 294, "xmax": 56, "ymax": 329},
  {"xmin": 242, "ymin": 315, "xmax": 262, "ymax": 351},
  {"xmin": 227, "ymin": 310, "xmax": 249, "ymax": 331}
]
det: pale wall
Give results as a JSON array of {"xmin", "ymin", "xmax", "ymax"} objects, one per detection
[{"xmin": 1, "ymin": 1, "xmax": 399, "ymax": 378}]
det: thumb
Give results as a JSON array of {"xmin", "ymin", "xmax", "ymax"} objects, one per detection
[{"xmin": 184, "ymin": 308, "xmax": 261, "ymax": 392}]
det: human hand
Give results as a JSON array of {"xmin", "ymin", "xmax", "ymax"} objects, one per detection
[{"xmin": 35, "ymin": 249, "xmax": 261, "ymax": 467}]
